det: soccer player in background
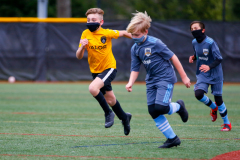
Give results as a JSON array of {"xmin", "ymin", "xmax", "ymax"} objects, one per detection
[
  {"xmin": 76, "ymin": 8, "xmax": 132, "ymax": 135},
  {"xmin": 189, "ymin": 21, "xmax": 231, "ymax": 131},
  {"xmin": 125, "ymin": 11, "xmax": 191, "ymax": 148}
]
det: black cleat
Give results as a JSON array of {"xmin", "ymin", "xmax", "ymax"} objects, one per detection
[
  {"xmin": 122, "ymin": 113, "xmax": 132, "ymax": 135},
  {"xmin": 176, "ymin": 100, "xmax": 188, "ymax": 123},
  {"xmin": 105, "ymin": 111, "xmax": 115, "ymax": 128},
  {"xmin": 158, "ymin": 135, "xmax": 181, "ymax": 148}
]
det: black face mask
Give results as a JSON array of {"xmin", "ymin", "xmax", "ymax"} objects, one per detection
[
  {"xmin": 191, "ymin": 29, "xmax": 206, "ymax": 43},
  {"xmin": 86, "ymin": 22, "xmax": 100, "ymax": 32}
]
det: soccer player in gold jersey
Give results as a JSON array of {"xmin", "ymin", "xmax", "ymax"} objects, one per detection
[{"xmin": 76, "ymin": 8, "xmax": 132, "ymax": 135}]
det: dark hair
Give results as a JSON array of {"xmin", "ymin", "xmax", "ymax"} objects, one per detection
[{"xmin": 190, "ymin": 21, "xmax": 205, "ymax": 30}]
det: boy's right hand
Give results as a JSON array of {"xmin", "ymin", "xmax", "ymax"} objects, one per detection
[
  {"xmin": 189, "ymin": 55, "xmax": 195, "ymax": 63},
  {"xmin": 79, "ymin": 38, "xmax": 88, "ymax": 48},
  {"xmin": 182, "ymin": 76, "xmax": 191, "ymax": 88},
  {"xmin": 125, "ymin": 83, "xmax": 133, "ymax": 92}
]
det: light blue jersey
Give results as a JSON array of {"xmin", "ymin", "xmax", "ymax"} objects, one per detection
[
  {"xmin": 131, "ymin": 36, "xmax": 177, "ymax": 85},
  {"xmin": 192, "ymin": 36, "xmax": 223, "ymax": 84}
]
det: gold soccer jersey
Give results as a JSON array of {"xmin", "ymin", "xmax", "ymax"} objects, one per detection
[{"xmin": 79, "ymin": 28, "xmax": 119, "ymax": 73}]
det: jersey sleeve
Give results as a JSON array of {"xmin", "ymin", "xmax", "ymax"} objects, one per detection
[
  {"xmin": 211, "ymin": 41, "xmax": 223, "ymax": 60},
  {"xmin": 106, "ymin": 29, "xmax": 120, "ymax": 39},
  {"xmin": 130, "ymin": 46, "xmax": 141, "ymax": 72},
  {"xmin": 78, "ymin": 30, "xmax": 87, "ymax": 48},
  {"xmin": 155, "ymin": 40, "xmax": 174, "ymax": 60}
]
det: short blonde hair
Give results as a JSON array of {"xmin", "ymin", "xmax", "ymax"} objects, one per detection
[
  {"xmin": 127, "ymin": 11, "xmax": 152, "ymax": 33},
  {"xmin": 85, "ymin": 8, "xmax": 104, "ymax": 20}
]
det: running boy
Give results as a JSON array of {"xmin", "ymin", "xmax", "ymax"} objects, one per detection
[
  {"xmin": 76, "ymin": 8, "xmax": 132, "ymax": 135},
  {"xmin": 189, "ymin": 21, "xmax": 231, "ymax": 131},
  {"xmin": 125, "ymin": 11, "xmax": 191, "ymax": 148}
]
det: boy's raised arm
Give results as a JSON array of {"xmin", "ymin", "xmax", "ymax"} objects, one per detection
[
  {"xmin": 119, "ymin": 30, "xmax": 132, "ymax": 39},
  {"xmin": 76, "ymin": 38, "xmax": 88, "ymax": 59}
]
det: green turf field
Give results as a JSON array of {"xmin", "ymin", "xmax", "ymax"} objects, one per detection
[{"xmin": 0, "ymin": 83, "xmax": 239, "ymax": 160}]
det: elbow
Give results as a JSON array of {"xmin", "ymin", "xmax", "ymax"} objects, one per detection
[{"xmin": 76, "ymin": 54, "xmax": 83, "ymax": 60}]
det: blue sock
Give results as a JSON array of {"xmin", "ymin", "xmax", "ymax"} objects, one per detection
[
  {"xmin": 168, "ymin": 102, "xmax": 180, "ymax": 115},
  {"xmin": 222, "ymin": 115, "xmax": 230, "ymax": 124},
  {"xmin": 218, "ymin": 102, "xmax": 230, "ymax": 124},
  {"xmin": 154, "ymin": 115, "xmax": 176, "ymax": 139},
  {"xmin": 199, "ymin": 95, "xmax": 216, "ymax": 109}
]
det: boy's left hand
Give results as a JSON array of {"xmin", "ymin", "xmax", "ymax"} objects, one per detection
[{"xmin": 199, "ymin": 65, "xmax": 210, "ymax": 73}]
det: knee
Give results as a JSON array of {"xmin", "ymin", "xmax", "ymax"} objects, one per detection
[
  {"xmin": 148, "ymin": 104, "xmax": 158, "ymax": 119},
  {"xmin": 89, "ymin": 84, "xmax": 98, "ymax": 96},
  {"xmin": 195, "ymin": 90, "xmax": 204, "ymax": 100},
  {"xmin": 148, "ymin": 104, "xmax": 170, "ymax": 119},
  {"xmin": 155, "ymin": 104, "xmax": 170, "ymax": 115}
]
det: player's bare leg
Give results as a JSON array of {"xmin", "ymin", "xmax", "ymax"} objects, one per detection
[{"xmin": 89, "ymin": 77, "xmax": 115, "ymax": 128}]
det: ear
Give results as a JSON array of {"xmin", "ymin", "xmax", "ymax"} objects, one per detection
[
  {"xmin": 202, "ymin": 29, "xmax": 205, "ymax": 33},
  {"xmin": 145, "ymin": 29, "xmax": 148, "ymax": 35},
  {"xmin": 100, "ymin": 19, "xmax": 104, "ymax": 26}
]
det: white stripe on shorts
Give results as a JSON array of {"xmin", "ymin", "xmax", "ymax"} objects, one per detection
[{"xmin": 102, "ymin": 68, "xmax": 114, "ymax": 82}]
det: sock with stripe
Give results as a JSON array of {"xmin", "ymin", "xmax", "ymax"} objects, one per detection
[
  {"xmin": 94, "ymin": 92, "xmax": 112, "ymax": 115},
  {"xmin": 154, "ymin": 115, "xmax": 176, "ymax": 139},
  {"xmin": 168, "ymin": 102, "xmax": 180, "ymax": 115},
  {"xmin": 199, "ymin": 95, "xmax": 217, "ymax": 109},
  {"xmin": 218, "ymin": 102, "xmax": 230, "ymax": 124},
  {"xmin": 111, "ymin": 100, "xmax": 127, "ymax": 121}
]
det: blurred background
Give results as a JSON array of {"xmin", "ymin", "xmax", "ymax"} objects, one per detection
[
  {"xmin": 0, "ymin": 0, "xmax": 239, "ymax": 82},
  {"xmin": 1, "ymin": 0, "xmax": 240, "ymax": 20}
]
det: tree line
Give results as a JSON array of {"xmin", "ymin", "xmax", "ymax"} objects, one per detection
[{"xmin": 0, "ymin": 0, "xmax": 240, "ymax": 21}]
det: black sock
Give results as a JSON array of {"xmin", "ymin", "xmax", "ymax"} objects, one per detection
[
  {"xmin": 112, "ymin": 100, "xmax": 127, "ymax": 121},
  {"xmin": 94, "ymin": 92, "xmax": 112, "ymax": 115},
  {"xmin": 206, "ymin": 99, "xmax": 213, "ymax": 107}
]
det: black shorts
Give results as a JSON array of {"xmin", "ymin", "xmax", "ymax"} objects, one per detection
[{"xmin": 92, "ymin": 68, "xmax": 117, "ymax": 95}]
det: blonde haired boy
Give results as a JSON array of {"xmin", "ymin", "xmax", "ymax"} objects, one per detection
[
  {"xmin": 126, "ymin": 11, "xmax": 191, "ymax": 148},
  {"xmin": 76, "ymin": 8, "xmax": 132, "ymax": 135}
]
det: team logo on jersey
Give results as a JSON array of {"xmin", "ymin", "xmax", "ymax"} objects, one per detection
[
  {"xmin": 203, "ymin": 49, "xmax": 209, "ymax": 56},
  {"xmin": 101, "ymin": 36, "xmax": 106, "ymax": 44},
  {"xmin": 145, "ymin": 48, "xmax": 152, "ymax": 57}
]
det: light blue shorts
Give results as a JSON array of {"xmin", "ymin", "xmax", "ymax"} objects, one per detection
[
  {"xmin": 194, "ymin": 81, "xmax": 223, "ymax": 96},
  {"xmin": 146, "ymin": 81, "xmax": 174, "ymax": 106}
]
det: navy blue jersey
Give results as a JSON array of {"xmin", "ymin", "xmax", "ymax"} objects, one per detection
[
  {"xmin": 131, "ymin": 36, "xmax": 177, "ymax": 85},
  {"xmin": 192, "ymin": 36, "xmax": 223, "ymax": 84}
]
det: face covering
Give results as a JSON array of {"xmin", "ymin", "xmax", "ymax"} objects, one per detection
[
  {"xmin": 132, "ymin": 35, "xmax": 146, "ymax": 44},
  {"xmin": 86, "ymin": 22, "xmax": 100, "ymax": 32},
  {"xmin": 191, "ymin": 29, "xmax": 206, "ymax": 43}
]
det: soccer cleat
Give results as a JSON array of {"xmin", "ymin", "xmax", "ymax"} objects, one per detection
[
  {"xmin": 105, "ymin": 111, "xmax": 115, "ymax": 128},
  {"xmin": 176, "ymin": 100, "xmax": 189, "ymax": 123},
  {"xmin": 158, "ymin": 135, "xmax": 181, "ymax": 148},
  {"xmin": 122, "ymin": 113, "xmax": 132, "ymax": 135},
  {"xmin": 221, "ymin": 123, "xmax": 232, "ymax": 131},
  {"xmin": 210, "ymin": 104, "xmax": 218, "ymax": 122}
]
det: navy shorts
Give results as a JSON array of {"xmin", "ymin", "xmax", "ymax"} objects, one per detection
[
  {"xmin": 92, "ymin": 68, "xmax": 117, "ymax": 95},
  {"xmin": 194, "ymin": 81, "xmax": 223, "ymax": 96},
  {"xmin": 146, "ymin": 81, "xmax": 174, "ymax": 106}
]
